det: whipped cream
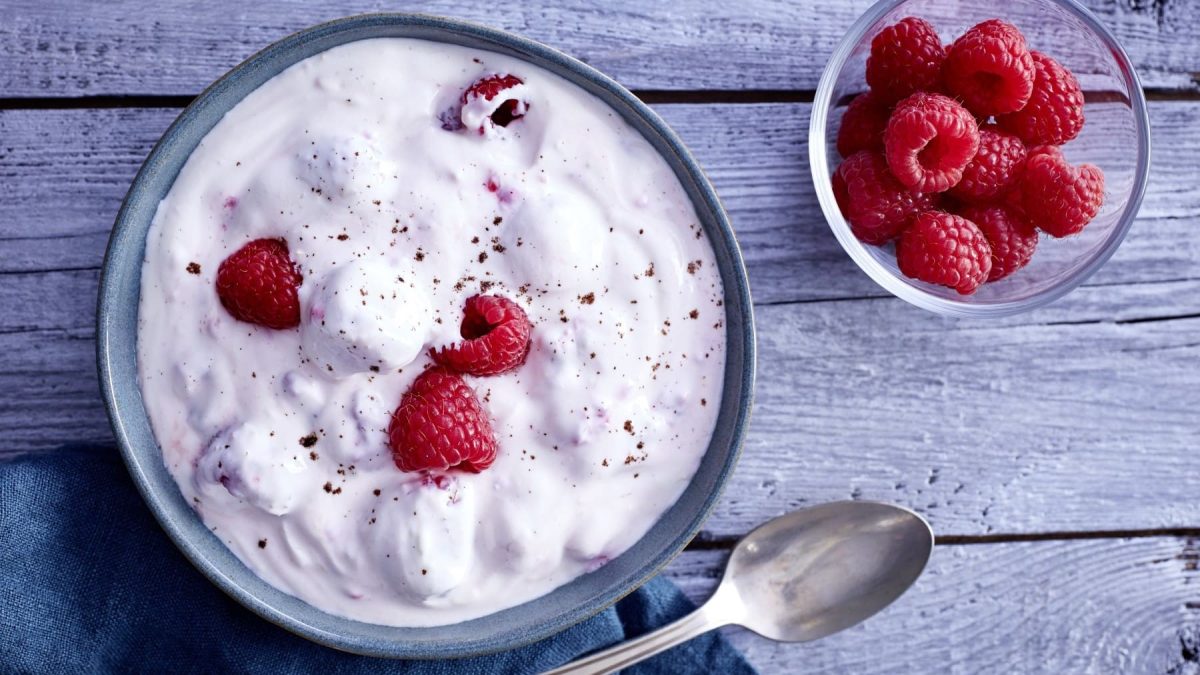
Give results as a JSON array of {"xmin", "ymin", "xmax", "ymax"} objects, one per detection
[{"xmin": 138, "ymin": 37, "xmax": 726, "ymax": 627}]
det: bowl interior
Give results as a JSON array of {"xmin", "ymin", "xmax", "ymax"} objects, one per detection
[
  {"xmin": 97, "ymin": 14, "xmax": 754, "ymax": 659},
  {"xmin": 812, "ymin": 0, "xmax": 1150, "ymax": 315}
]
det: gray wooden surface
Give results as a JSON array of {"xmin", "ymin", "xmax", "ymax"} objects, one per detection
[
  {"xmin": 3, "ymin": 0, "xmax": 1199, "ymax": 94},
  {"xmin": 2, "ymin": 1, "xmax": 1198, "ymax": 673}
]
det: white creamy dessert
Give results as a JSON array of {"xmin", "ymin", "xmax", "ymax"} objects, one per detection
[{"xmin": 138, "ymin": 37, "xmax": 726, "ymax": 627}]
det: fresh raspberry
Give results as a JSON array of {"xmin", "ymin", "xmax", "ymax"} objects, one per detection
[
  {"xmin": 896, "ymin": 210, "xmax": 993, "ymax": 294},
  {"xmin": 462, "ymin": 74, "xmax": 527, "ymax": 128},
  {"xmin": 431, "ymin": 295, "xmax": 532, "ymax": 376},
  {"xmin": 387, "ymin": 367, "xmax": 498, "ymax": 473},
  {"xmin": 1019, "ymin": 146, "xmax": 1105, "ymax": 238},
  {"xmin": 865, "ymin": 17, "xmax": 947, "ymax": 103},
  {"xmin": 833, "ymin": 151, "xmax": 936, "ymax": 245},
  {"xmin": 957, "ymin": 204, "xmax": 1038, "ymax": 281},
  {"xmin": 884, "ymin": 93, "xmax": 980, "ymax": 193},
  {"xmin": 837, "ymin": 91, "xmax": 891, "ymax": 158},
  {"xmin": 949, "ymin": 125, "xmax": 1027, "ymax": 203},
  {"xmin": 996, "ymin": 51, "xmax": 1084, "ymax": 146},
  {"xmin": 215, "ymin": 238, "xmax": 303, "ymax": 329},
  {"xmin": 944, "ymin": 19, "xmax": 1035, "ymax": 117}
]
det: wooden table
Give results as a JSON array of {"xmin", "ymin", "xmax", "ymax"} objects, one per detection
[{"xmin": 3, "ymin": 1, "xmax": 1198, "ymax": 671}]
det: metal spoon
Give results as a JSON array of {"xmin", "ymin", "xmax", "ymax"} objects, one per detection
[{"xmin": 545, "ymin": 501, "xmax": 933, "ymax": 675}]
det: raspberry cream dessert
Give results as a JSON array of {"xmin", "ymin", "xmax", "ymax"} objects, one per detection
[{"xmin": 137, "ymin": 38, "xmax": 726, "ymax": 627}]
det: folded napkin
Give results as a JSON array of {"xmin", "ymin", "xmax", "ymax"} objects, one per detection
[{"xmin": 0, "ymin": 450, "xmax": 754, "ymax": 674}]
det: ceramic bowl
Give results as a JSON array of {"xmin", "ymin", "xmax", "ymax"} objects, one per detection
[
  {"xmin": 810, "ymin": 0, "xmax": 1151, "ymax": 316},
  {"xmin": 97, "ymin": 13, "xmax": 755, "ymax": 659}
]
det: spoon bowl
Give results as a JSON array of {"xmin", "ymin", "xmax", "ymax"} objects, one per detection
[
  {"xmin": 725, "ymin": 501, "xmax": 934, "ymax": 642},
  {"xmin": 547, "ymin": 501, "xmax": 933, "ymax": 674}
]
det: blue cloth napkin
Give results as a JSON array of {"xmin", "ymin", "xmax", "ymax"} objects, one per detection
[{"xmin": 0, "ymin": 450, "xmax": 754, "ymax": 674}]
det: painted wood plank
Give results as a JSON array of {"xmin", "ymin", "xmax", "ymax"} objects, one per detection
[
  {"xmin": 715, "ymin": 287, "xmax": 1200, "ymax": 538},
  {"xmin": 1, "ymin": 101, "xmax": 1197, "ymax": 305},
  {"xmin": 665, "ymin": 536, "xmax": 1200, "ymax": 673},
  {"xmin": 4, "ymin": 276, "xmax": 1199, "ymax": 535},
  {"xmin": 0, "ymin": 326, "xmax": 105, "ymax": 453},
  {"xmin": 2, "ymin": 0, "xmax": 1198, "ymax": 96},
  {"xmin": 0, "ymin": 111, "xmax": 1197, "ymax": 535}
]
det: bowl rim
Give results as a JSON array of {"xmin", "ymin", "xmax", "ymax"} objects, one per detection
[
  {"xmin": 808, "ymin": 0, "xmax": 1152, "ymax": 317},
  {"xmin": 96, "ymin": 12, "xmax": 756, "ymax": 659}
]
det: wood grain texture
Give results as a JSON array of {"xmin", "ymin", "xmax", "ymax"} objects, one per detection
[
  {"xmin": 5, "ymin": 274, "xmax": 1199, "ymax": 535},
  {"xmin": 665, "ymin": 536, "xmax": 1200, "ymax": 673},
  {"xmin": 3, "ymin": 102, "xmax": 1198, "ymax": 303},
  {"xmin": 1, "ymin": 7, "xmax": 1198, "ymax": 672},
  {"xmin": 719, "ymin": 286, "xmax": 1200, "ymax": 537},
  {"xmin": 2, "ymin": 0, "xmax": 1198, "ymax": 97},
  {"xmin": 1, "ymin": 102, "xmax": 1199, "ymax": 535}
]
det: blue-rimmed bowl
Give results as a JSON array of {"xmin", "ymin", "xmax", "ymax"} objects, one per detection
[
  {"xmin": 810, "ymin": 0, "xmax": 1151, "ymax": 317},
  {"xmin": 97, "ymin": 13, "xmax": 755, "ymax": 660}
]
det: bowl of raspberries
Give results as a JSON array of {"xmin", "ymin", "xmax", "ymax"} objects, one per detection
[{"xmin": 810, "ymin": 0, "xmax": 1150, "ymax": 316}]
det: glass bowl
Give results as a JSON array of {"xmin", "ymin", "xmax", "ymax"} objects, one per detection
[{"xmin": 809, "ymin": 0, "xmax": 1151, "ymax": 317}]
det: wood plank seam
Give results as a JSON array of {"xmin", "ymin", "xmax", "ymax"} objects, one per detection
[
  {"xmin": 685, "ymin": 528, "xmax": 1200, "ymax": 551},
  {"xmin": 0, "ymin": 87, "xmax": 1196, "ymax": 110}
]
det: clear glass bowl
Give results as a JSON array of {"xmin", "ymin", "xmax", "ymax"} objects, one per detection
[{"xmin": 809, "ymin": 0, "xmax": 1151, "ymax": 317}]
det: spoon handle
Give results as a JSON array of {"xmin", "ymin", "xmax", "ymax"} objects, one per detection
[{"xmin": 543, "ymin": 590, "xmax": 731, "ymax": 675}]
